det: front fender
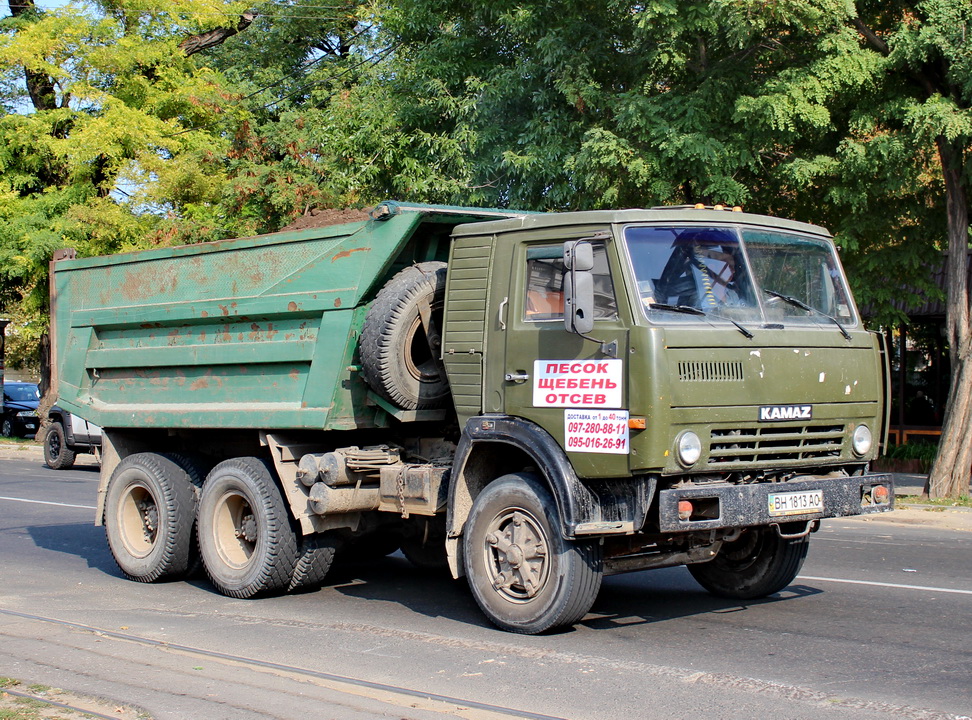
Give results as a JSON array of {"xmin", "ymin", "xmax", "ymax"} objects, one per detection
[{"xmin": 445, "ymin": 415, "xmax": 654, "ymax": 576}]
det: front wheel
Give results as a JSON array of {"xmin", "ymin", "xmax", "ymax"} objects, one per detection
[
  {"xmin": 463, "ymin": 473, "xmax": 602, "ymax": 634},
  {"xmin": 197, "ymin": 457, "xmax": 298, "ymax": 598},
  {"xmin": 688, "ymin": 527, "xmax": 809, "ymax": 599}
]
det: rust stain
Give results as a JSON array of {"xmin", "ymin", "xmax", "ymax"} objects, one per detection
[
  {"xmin": 289, "ymin": 369, "xmax": 300, "ymax": 382},
  {"xmin": 190, "ymin": 371, "xmax": 212, "ymax": 391},
  {"xmin": 201, "ymin": 310, "xmax": 209, "ymax": 318},
  {"xmin": 288, "ymin": 301, "xmax": 299, "ymax": 312},
  {"xmin": 219, "ymin": 304, "xmax": 230, "ymax": 316},
  {"xmin": 167, "ymin": 329, "xmax": 181, "ymax": 346},
  {"xmin": 333, "ymin": 297, "xmax": 342, "ymax": 308},
  {"xmin": 330, "ymin": 247, "xmax": 369, "ymax": 263}
]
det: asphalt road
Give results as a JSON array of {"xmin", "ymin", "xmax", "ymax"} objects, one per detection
[{"xmin": 1, "ymin": 456, "xmax": 970, "ymax": 720}]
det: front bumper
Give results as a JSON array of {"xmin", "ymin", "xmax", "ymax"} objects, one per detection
[{"xmin": 657, "ymin": 473, "xmax": 893, "ymax": 533}]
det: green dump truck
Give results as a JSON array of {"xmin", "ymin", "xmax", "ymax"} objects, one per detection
[{"xmin": 51, "ymin": 201, "xmax": 893, "ymax": 634}]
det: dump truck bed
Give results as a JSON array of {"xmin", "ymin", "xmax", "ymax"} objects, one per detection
[{"xmin": 50, "ymin": 203, "xmax": 524, "ymax": 431}]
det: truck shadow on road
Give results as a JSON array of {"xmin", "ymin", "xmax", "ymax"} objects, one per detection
[
  {"xmin": 326, "ymin": 556, "xmax": 824, "ymax": 633},
  {"xmin": 22, "ymin": 528, "xmax": 825, "ymax": 633},
  {"xmin": 26, "ymin": 522, "xmax": 120, "ymax": 577},
  {"xmin": 582, "ymin": 568, "xmax": 824, "ymax": 631}
]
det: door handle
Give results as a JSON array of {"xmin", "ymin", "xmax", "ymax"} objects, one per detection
[
  {"xmin": 498, "ymin": 296, "xmax": 508, "ymax": 330},
  {"xmin": 505, "ymin": 372, "xmax": 529, "ymax": 383}
]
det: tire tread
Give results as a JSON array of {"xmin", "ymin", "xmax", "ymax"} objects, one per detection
[{"xmin": 360, "ymin": 262, "xmax": 449, "ymax": 410}]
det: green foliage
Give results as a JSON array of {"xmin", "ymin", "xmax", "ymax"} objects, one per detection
[
  {"xmin": 1, "ymin": 0, "xmax": 970, "ymax": 391},
  {"xmin": 0, "ymin": 0, "xmax": 245, "ymax": 358},
  {"xmin": 884, "ymin": 440, "xmax": 939, "ymax": 463}
]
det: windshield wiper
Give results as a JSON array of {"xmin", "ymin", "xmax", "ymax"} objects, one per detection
[
  {"xmin": 763, "ymin": 290, "xmax": 851, "ymax": 340},
  {"xmin": 648, "ymin": 302, "xmax": 704, "ymax": 316},
  {"xmin": 648, "ymin": 303, "xmax": 754, "ymax": 339}
]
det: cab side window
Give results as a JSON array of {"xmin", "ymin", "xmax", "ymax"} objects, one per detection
[{"xmin": 524, "ymin": 243, "xmax": 617, "ymax": 321}]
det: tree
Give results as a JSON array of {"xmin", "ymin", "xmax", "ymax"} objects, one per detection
[
  {"xmin": 871, "ymin": 0, "xmax": 972, "ymax": 499},
  {"xmin": 736, "ymin": 0, "xmax": 972, "ymax": 498},
  {"xmin": 0, "ymin": 0, "xmax": 253, "ymax": 347},
  {"xmin": 375, "ymin": 0, "xmax": 968, "ymax": 495}
]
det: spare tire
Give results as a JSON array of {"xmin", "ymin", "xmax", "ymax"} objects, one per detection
[{"xmin": 360, "ymin": 262, "xmax": 449, "ymax": 410}]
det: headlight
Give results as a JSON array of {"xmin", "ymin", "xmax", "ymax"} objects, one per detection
[
  {"xmin": 852, "ymin": 425, "xmax": 872, "ymax": 456},
  {"xmin": 676, "ymin": 431, "xmax": 702, "ymax": 467},
  {"xmin": 16, "ymin": 411, "xmax": 35, "ymax": 418}
]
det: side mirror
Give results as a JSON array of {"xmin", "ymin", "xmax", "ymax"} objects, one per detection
[{"xmin": 564, "ymin": 240, "xmax": 595, "ymax": 335}]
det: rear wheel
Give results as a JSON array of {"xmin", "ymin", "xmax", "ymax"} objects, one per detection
[
  {"xmin": 197, "ymin": 457, "xmax": 298, "ymax": 598},
  {"xmin": 290, "ymin": 532, "xmax": 341, "ymax": 591},
  {"xmin": 44, "ymin": 422, "xmax": 76, "ymax": 470},
  {"xmin": 688, "ymin": 527, "xmax": 809, "ymax": 599},
  {"xmin": 463, "ymin": 473, "xmax": 602, "ymax": 634},
  {"xmin": 400, "ymin": 518, "xmax": 449, "ymax": 572},
  {"xmin": 104, "ymin": 453, "xmax": 198, "ymax": 582}
]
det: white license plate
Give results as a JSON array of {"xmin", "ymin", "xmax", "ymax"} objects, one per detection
[{"xmin": 768, "ymin": 490, "xmax": 823, "ymax": 516}]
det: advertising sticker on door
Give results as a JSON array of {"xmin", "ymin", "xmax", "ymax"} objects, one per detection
[
  {"xmin": 565, "ymin": 409, "xmax": 630, "ymax": 454},
  {"xmin": 532, "ymin": 359, "xmax": 623, "ymax": 408}
]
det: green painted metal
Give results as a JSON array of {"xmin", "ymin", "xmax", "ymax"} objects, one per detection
[
  {"xmin": 451, "ymin": 207, "xmax": 885, "ymax": 478},
  {"xmin": 52, "ymin": 203, "xmax": 529, "ymax": 431}
]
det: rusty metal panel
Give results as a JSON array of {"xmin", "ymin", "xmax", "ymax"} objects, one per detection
[{"xmin": 52, "ymin": 212, "xmax": 428, "ymax": 430}]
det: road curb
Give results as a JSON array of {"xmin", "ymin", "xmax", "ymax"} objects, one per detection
[
  {"xmin": 0, "ymin": 442, "xmax": 98, "ymax": 466},
  {"xmin": 0, "ymin": 442, "xmax": 44, "ymax": 459}
]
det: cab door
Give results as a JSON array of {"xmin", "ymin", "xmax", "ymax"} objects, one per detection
[{"xmin": 502, "ymin": 235, "xmax": 630, "ymax": 478}]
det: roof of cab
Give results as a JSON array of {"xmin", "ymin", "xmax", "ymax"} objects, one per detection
[{"xmin": 449, "ymin": 206, "xmax": 831, "ymax": 238}]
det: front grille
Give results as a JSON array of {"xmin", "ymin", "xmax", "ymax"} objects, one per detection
[
  {"xmin": 707, "ymin": 424, "xmax": 845, "ymax": 465},
  {"xmin": 678, "ymin": 361, "xmax": 744, "ymax": 382}
]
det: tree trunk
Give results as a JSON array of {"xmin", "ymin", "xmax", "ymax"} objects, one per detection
[
  {"xmin": 8, "ymin": 0, "xmax": 61, "ymax": 112},
  {"xmin": 925, "ymin": 137, "xmax": 972, "ymax": 498}
]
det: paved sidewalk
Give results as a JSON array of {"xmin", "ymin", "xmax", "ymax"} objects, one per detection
[{"xmin": 0, "ymin": 441, "xmax": 98, "ymax": 466}]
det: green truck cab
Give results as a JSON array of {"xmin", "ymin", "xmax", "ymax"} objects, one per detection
[{"xmin": 51, "ymin": 201, "xmax": 892, "ymax": 634}]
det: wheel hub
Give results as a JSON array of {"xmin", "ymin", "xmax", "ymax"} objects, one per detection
[
  {"xmin": 238, "ymin": 513, "xmax": 258, "ymax": 543},
  {"xmin": 138, "ymin": 499, "xmax": 158, "ymax": 538},
  {"xmin": 484, "ymin": 510, "xmax": 548, "ymax": 600}
]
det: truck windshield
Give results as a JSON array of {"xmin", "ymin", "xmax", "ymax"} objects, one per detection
[{"xmin": 624, "ymin": 225, "xmax": 857, "ymax": 328}]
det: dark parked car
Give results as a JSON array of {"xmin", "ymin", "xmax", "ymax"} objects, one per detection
[{"xmin": 1, "ymin": 381, "xmax": 40, "ymax": 438}]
